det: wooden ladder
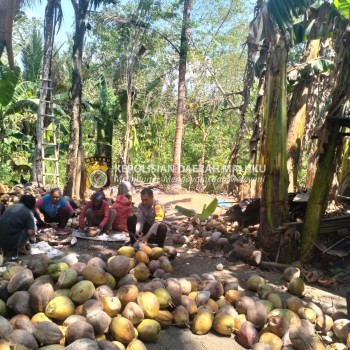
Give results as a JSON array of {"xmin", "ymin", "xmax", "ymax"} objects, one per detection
[{"xmin": 39, "ymin": 78, "xmax": 60, "ymax": 187}]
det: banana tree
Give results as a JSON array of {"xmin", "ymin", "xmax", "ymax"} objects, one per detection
[{"xmin": 248, "ymin": 0, "xmax": 313, "ymax": 261}]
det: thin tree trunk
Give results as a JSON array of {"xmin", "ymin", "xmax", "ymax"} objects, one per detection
[
  {"xmin": 287, "ymin": 39, "xmax": 321, "ymax": 192},
  {"xmin": 104, "ymin": 117, "xmax": 113, "ymax": 159},
  {"xmin": 32, "ymin": 0, "xmax": 56, "ymax": 186},
  {"xmin": 196, "ymin": 133, "xmax": 207, "ymax": 192},
  {"xmin": 64, "ymin": 0, "xmax": 89, "ymax": 198},
  {"xmin": 171, "ymin": 0, "xmax": 192, "ymax": 187},
  {"xmin": 259, "ymin": 38, "xmax": 289, "ymax": 261}
]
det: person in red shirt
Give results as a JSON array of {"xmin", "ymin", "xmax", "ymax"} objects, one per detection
[
  {"xmin": 111, "ymin": 195, "xmax": 133, "ymax": 232},
  {"xmin": 79, "ymin": 192, "xmax": 116, "ymax": 234}
]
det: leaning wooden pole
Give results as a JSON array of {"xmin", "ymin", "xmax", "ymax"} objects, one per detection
[{"xmin": 301, "ymin": 123, "xmax": 340, "ymax": 261}]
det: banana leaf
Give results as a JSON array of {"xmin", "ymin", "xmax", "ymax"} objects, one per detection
[
  {"xmin": 198, "ymin": 198, "xmax": 218, "ymax": 222},
  {"xmin": 174, "ymin": 205, "xmax": 197, "ymax": 217}
]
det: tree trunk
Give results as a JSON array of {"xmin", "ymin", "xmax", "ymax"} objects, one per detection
[
  {"xmin": 259, "ymin": 38, "xmax": 289, "ymax": 261},
  {"xmin": 301, "ymin": 123, "xmax": 340, "ymax": 261},
  {"xmin": 104, "ymin": 117, "xmax": 113, "ymax": 159},
  {"xmin": 196, "ymin": 133, "xmax": 206, "ymax": 192},
  {"xmin": 64, "ymin": 0, "xmax": 89, "ymax": 198},
  {"xmin": 171, "ymin": 0, "xmax": 192, "ymax": 187},
  {"xmin": 287, "ymin": 39, "xmax": 321, "ymax": 192},
  {"xmin": 32, "ymin": 0, "xmax": 56, "ymax": 185},
  {"xmin": 0, "ymin": 0, "xmax": 20, "ymax": 70}
]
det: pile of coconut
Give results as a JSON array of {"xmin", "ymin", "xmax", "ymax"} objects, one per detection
[{"xmin": 0, "ymin": 244, "xmax": 349, "ymax": 350}]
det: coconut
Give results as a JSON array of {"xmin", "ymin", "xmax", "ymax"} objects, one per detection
[
  {"xmin": 238, "ymin": 321, "xmax": 259, "ymax": 348},
  {"xmin": 66, "ymin": 320, "xmax": 95, "ymax": 344},
  {"xmin": 268, "ymin": 316, "xmax": 289, "ymax": 337},
  {"xmin": 153, "ymin": 288, "xmax": 172, "ymax": 309},
  {"xmin": 70, "ymin": 280, "xmax": 96, "ymax": 304},
  {"xmin": 286, "ymin": 296, "xmax": 304, "ymax": 313},
  {"xmin": 205, "ymin": 298, "xmax": 219, "ymax": 313},
  {"xmin": 122, "ymin": 302, "xmax": 145, "ymax": 325},
  {"xmin": 252, "ymin": 344, "xmax": 272, "ymax": 350},
  {"xmin": 39, "ymin": 345, "xmax": 66, "ymax": 350},
  {"xmin": 6, "ymin": 329, "xmax": 38, "ymax": 350},
  {"xmin": 153, "ymin": 269, "xmax": 166, "ymax": 279},
  {"xmin": 71, "ymin": 262, "xmax": 87, "ymax": 276},
  {"xmin": 86, "ymin": 310, "xmax": 112, "ymax": 334},
  {"xmin": 86, "ymin": 256, "xmax": 107, "ymax": 271},
  {"xmin": 81, "ymin": 265, "xmax": 107, "ymax": 286},
  {"xmin": 191, "ymin": 306, "xmax": 214, "ymax": 335},
  {"xmin": 288, "ymin": 278, "xmax": 305, "ymax": 297},
  {"xmin": 98, "ymin": 340, "xmax": 122, "ymax": 349},
  {"xmin": 217, "ymin": 305, "xmax": 238, "ymax": 320},
  {"xmin": 107, "ymin": 256, "xmax": 131, "ymax": 279},
  {"xmin": 129, "ymin": 263, "xmax": 150, "ymax": 282},
  {"xmin": 259, "ymin": 332, "xmax": 283, "ymax": 350},
  {"xmin": 180, "ymin": 295, "xmax": 198, "ymax": 316},
  {"xmin": 33, "ymin": 321, "xmax": 64, "ymax": 345},
  {"xmin": 126, "ymin": 339, "xmax": 147, "ymax": 350},
  {"xmin": 27, "ymin": 254, "xmax": 50, "ymax": 277},
  {"xmin": 333, "ymin": 319, "xmax": 350, "ymax": 341},
  {"xmin": 65, "ymin": 338, "xmax": 98, "ymax": 350},
  {"xmin": 47, "ymin": 263, "xmax": 69, "ymax": 281},
  {"xmin": 137, "ymin": 292, "xmax": 160, "ymax": 319},
  {"xmin": 7, "ymin": 291, "xmax": 32, "ymax": 316},
  {"xmin": 195, "ymin": 291, "xmax": 211, "ymax": 306},
  {"xmin": 135, "ymin": 251, "xmax": 149, "ymax": 265},
  {"xmin": 110, "ymin": 316, "xmax": 136, "ymax": 344},
  {"xmin": 165, "ymin": 278, "xmax": 182, "ymax": 306},
  {"xmin": 54, "ymin": 289, "xmax": 71, "ymax": 298},
  {"xmin": 31, "ymin": 312, "xmax": 52, "ymax": 324},
  {"xmin": 63, "ymin": 314, "xmax": 86, "ymax": 327},
  {"xmin": 315, "ymin": 314, "xmax": 333, "ymax": 334},
  {"xmin": 59, "ymin": 253, "xmax": 79, "ymax": 266},
  {"xmin": 201, "ymin": 273, "xmax": 216, "ymax": 281},
  {"xmin": 234, "ymin": 314, "xmax": 247, "ymax": 331},
  {"xmin": 257, "ymin": 300, "xmax": 274, "ymax": 314},
  {"xmin": 267, "ymin": 293, "xmax": 283, "ymax": 309},
  {"xmin": 297, "ymin": 307, "xmax": 317, "ymax": 323},
  {"xmin": 0, "ymin": 280, "xmax": 9, "ymax": 301},
  {"xmin": 154, "ymin": 310, "xmax": 173, "ymax": 328},
  {"xmin": 13, "ymin": 317, "xmax": 36, "ymax": 333},
  {"xmin": 82, "ymin": 299, "xmax": 103, "ymax": 317},
  {"xmin": 100, "ymin": 296, "xmax": 121, "ymax": 318},
  {"xmin": 283, "ymin": 267, "xmax": 301, "ymax": 282},
  {"xmin": 159, "ymin": 259, "xmax": 173, "ymax": 274},
  {"xmin": 202, "ymin": 280, "xmax": 224, "ymax": 300},
  {"xmin": 94, "ymin": 285, "xmax": 114, "ymax": 300},
  {"xmin": 306, "ymin": 301, "xmax": 323, "ymax": 318},
  {"xmin": 163, "ymin": 246, "xmax": 177, "ymax": 260},
  {"xmin": 213, "ymin": 312, "xmax": 235, "ymax": 336},
  {"xmin": 2, "ymin": 265, "xmax": 24, "ymax": 280},
  {"xmin": 172, "ymin": 305, "xmax": 190, "ymax": 327},
  {"xmin": 246, "ymin": 301, "xmax": 268, "ymax": 330},
  {"xmin": 246, "ymin": 275, "xmax": 265, "ymax": 292},
  {"xmin": 289, "ymin": 326, "xmax": 320, "ymax": 350},
  {"xmin": 45, "ymin": 295, "xmax": 75, "ymax": 321},
  {"xmin": 150, "ymin": 247, "xmax": 164, "ymax": 260},
  {"xmin": 0, "ymin": 315, "xmax": 13, "ymax": 338},
  {"xmin": 7, "ymin": 268, "xmax": 34, "ymax": 294},
  {"xmin": 142, "ymin": 280, "xmax": 164, "ymax": 293},
  {"xmin": 225, "ymin": 289, "xmax": 241, "ymax": 305},
  {"xmin": 224, "ymin": 280, "xmax": 239, "ymax": 293},
  {"xmin": 117, "ymin": 246, "xmax": 136, "ymax": 258},
  {"xmin": 187, "ymin": 277, "xmax": 200, "ymax": 292},
  {"xmin": 136, "ymin": 319, "xmax": 161, "ymax": 342},
  {"xmin": 257, "ymin": 284, "xmax": 276, "ymax": 299},
  {"xmin": 29, "ymin": 283, "xmax": 54, "ymax": 313},
  {"xmin": 29, "ymin": 275, "xmax": 54, "ymax": 291},
  {"xmin": 147, "ymin": 260, "xmax": 161, "ymax": 274},
  {"xmin": 116, "ymin": 285, "xmax": 139, "ymax": 307},
  {"xmin": 104, "ymin": 272, "xmax": 116, "ymax": 289},
  {"xmin": 236, "ymin": 296, "xmax": 255, "ymax": 315}
]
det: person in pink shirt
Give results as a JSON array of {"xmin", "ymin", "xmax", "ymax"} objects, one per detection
[
  {"xmin": 35, "ymin": 188, "xmax": 74, "ymax": 229},
  {"xmin": 79, "ymin": 192, "xmax": 116, "ymax": 234}
]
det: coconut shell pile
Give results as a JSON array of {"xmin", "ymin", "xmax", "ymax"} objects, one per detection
[{"xmin": 0, "ymin": 241, "xmax": 349, "ymax": 350}]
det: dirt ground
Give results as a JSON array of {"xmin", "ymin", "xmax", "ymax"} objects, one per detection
[{"xmin": 21, "ymin": 191, "xmax": 349, "ymax": 349}]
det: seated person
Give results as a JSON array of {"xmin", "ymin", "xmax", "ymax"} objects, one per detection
[
  {"xmin": 35, "ymin": 188, "xmax": 74, "ymax": 229},
  {"xmin": 79, "ymin": 192, "xmax": 116, "ymax": 234},
  {"xmin": 111, "ymin": 194, "xmax": 133, "ymax": 232},
  {"xmin": 127, "ymin": 187, "xmax": 167, "ymax": 247},
  {"xmin": 0, "ymin": 195, "xmax": 37, "ymax": 256}
]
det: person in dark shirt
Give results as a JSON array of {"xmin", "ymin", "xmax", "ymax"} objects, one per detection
[{"xmin": 0, "ymin": 194, "xmax": 36, "ymax": 256}]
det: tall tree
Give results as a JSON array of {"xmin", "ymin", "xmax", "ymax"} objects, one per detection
[
  {"xmin": 32, "ymin": 0, "xmax": 62, "ymax": 185},
  {"xmin": 171, "ymin": 0, "xmax": 192, "ymax": 187}
]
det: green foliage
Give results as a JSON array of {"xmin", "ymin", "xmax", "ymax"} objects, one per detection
[
  {"xmin": 0, "ymin": 65, "xmax": 21, "ymax": 108},
  {"xmin": 333, "ymin": 0, "xmax": 350, "ymax": 18},
  {"xmin": 175, "ymin": 198, "xmax": 218, "ymax": 221}
]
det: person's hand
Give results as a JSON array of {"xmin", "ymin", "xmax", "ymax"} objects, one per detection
[{"xmin": 138, "ymin": 236, "xmax": 148, "ymax": 244}]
